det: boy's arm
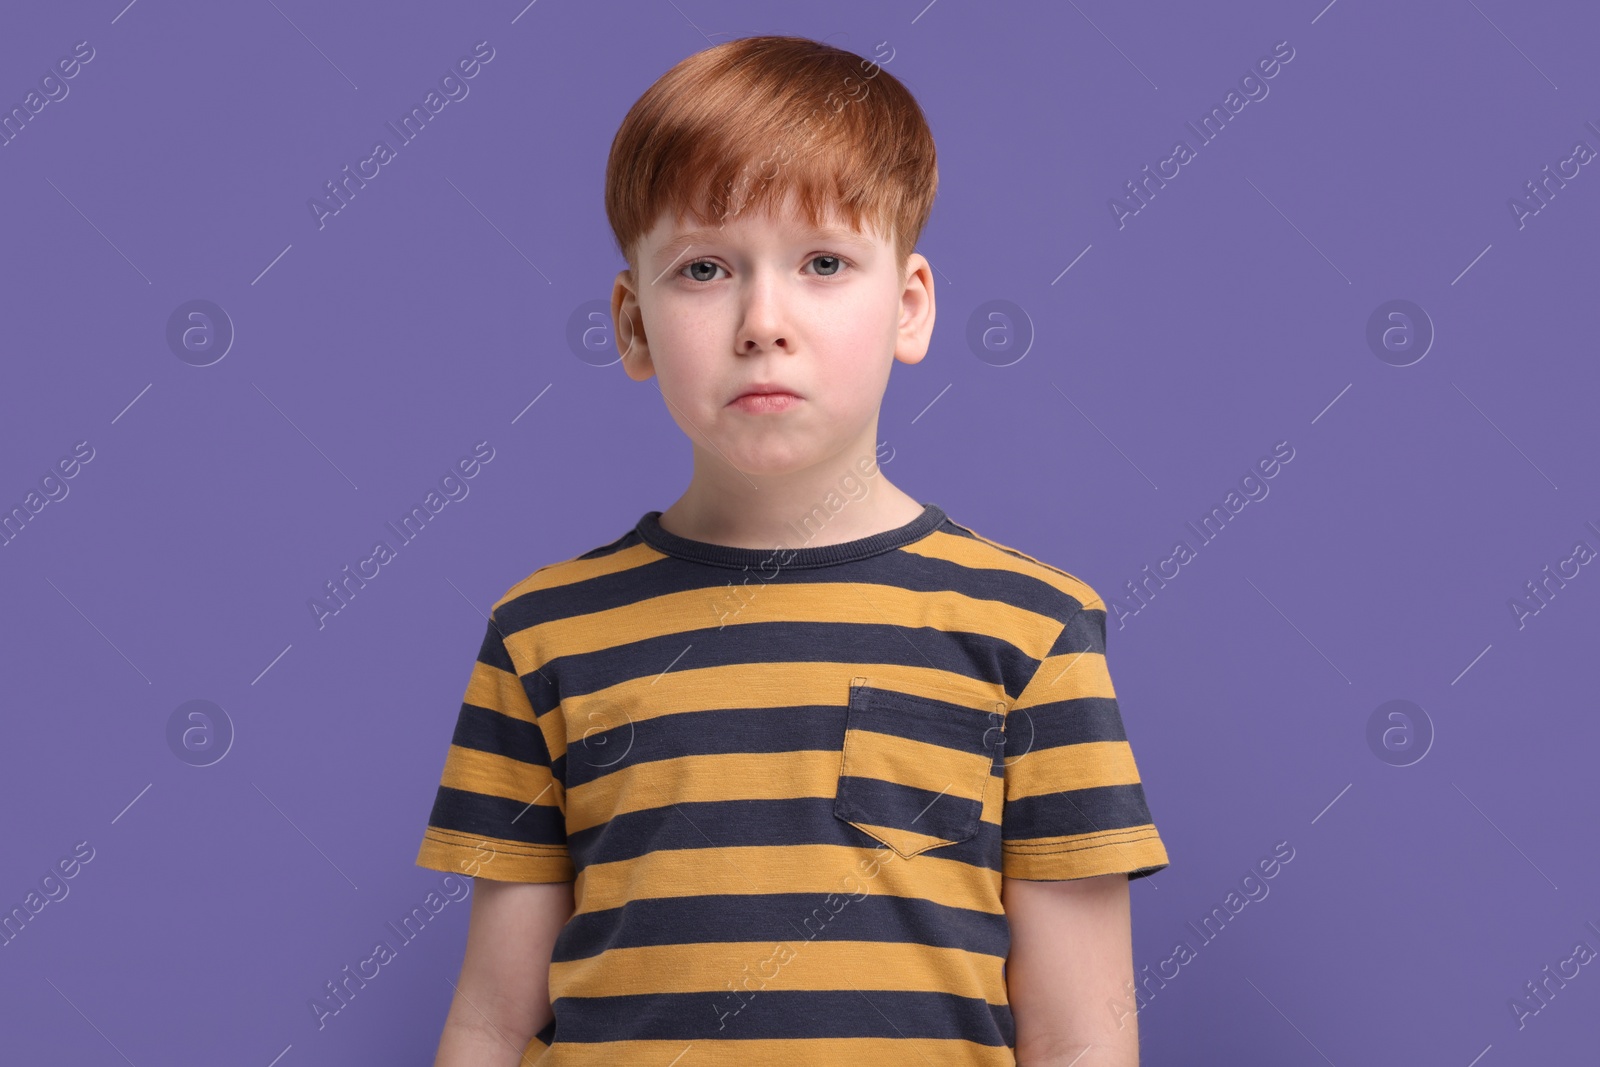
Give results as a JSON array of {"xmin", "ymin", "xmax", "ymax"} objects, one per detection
[
  {"xmin": 1002, "ymin": 872, "xmax": 1138, "ymax": 1066},
  {"xmin": 432, "ymin": 878, "xmax": 575, "ymax": 1067}
]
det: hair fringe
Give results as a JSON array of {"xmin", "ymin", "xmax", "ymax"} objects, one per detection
[{"xmin": 605, "ymin": 35, "xmax": 938, "ymax": 274}]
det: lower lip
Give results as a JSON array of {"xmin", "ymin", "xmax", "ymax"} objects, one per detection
[{"xmin": 731, "ymin": 393, "xmax": 800, "ymax": 413}]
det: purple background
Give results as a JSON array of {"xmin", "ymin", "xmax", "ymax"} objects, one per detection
[{"xmin": 3, "ymin": 0, "xmax": 1597, "ymax": 1062}]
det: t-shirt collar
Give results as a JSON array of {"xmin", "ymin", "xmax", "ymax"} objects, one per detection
[{"xmin": 636, "ymin": 502, "xmax": 946, "ymax": 570}]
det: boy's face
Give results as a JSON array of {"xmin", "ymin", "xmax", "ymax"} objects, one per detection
[{"xmin": 612, "ymin": 193, "xmax": 935, "ymax": 479}]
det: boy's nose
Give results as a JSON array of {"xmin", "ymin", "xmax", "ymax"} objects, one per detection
[
  {"xmin": 736, "ymin": 280, "xmax": 793, "ymax": 352},
  {"xmin": 742, "ymin": 334, "xmax": 789, "ymax": 352}
]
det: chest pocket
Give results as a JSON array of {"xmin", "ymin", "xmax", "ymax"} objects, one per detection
[{"xmin": 833, "ymin": 676, "xmax": 1006, "ymax": 859}]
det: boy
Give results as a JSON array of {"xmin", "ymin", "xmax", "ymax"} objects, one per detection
[{"xmin": 417, "ymin": 34, "xmax": 1169, "ymax": 1066}]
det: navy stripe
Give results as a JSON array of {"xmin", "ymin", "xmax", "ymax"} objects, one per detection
[
  {"xmin": 552, "ymin": 988, "xmax": 1015, "ymax": 1046},
  {"xmin": 555, "ymin": 891, "xmax": 1011, "ymax": 960},
  {"xmin": 1001, "ymin": 782, "xmax": 1157, "ymax": 842},
  {"xmin": 1052, "ymin": 603, "xmax": 1109, "ymax": 655},
  {"xmin": 450, "ymin": 702, "xmax": 555, "ymax": 767},
  {"xmin": 848, "ymin": 685, "xmax": 1002, "ymax": 746},
  {"xmin": 1006, "ymin": 695, "xmax": 1129, "ymax": 748},
  {"xmin": 565, "ymin": 704, "xmax": 847, "ymax": 788},
  {"xmin": 424, "ymin": 785, "xmax": 566, "ymax": 848},
  {"xmin": 504, "ymin": 539, "xmax": 1081, "ymax": 633},
  {"xmin": 477, "ymin": 614, "xmax": 519, "ymax": 672}
]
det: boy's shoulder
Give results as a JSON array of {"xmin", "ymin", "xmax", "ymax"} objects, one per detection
[
  {"xmin": 928, "ymin": 512, "xmax": 1109, "ymax": 617},
  {"xmin": 486, "ymin": 523, "xmax": 644, "ymax": 616}
]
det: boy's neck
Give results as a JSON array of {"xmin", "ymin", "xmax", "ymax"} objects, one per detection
[{"xmin": 657, "ymin": 449, "xmax": 926, "ymax": 551}]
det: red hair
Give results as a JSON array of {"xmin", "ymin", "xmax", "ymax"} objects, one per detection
[{"xmin": 605, "ymin": 35, "xmax": 938, "ymax": 277}]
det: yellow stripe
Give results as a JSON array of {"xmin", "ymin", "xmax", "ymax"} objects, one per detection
[
  {"xmin": 841, "ymin": 730, "xmax": 991, "ymax": 802},
  {"xmin": 462, "ymin": 658, "xmax": 536, "ymax": 723},
  {"xmin": 565, "ymin": 750, "xmax": 1003, "ymax": 835},
  {"xmin": 496, "ymin": 541, "xmax": 661, "ymax": 605},
  {"xmin": 1001, "ymin": 739, "xmax": 1143, "ymax": 798},
  {"xmin": 561, "ymin": 663, "xmax": 1005, "ymax": 739},
  {"xmin": 573, "ymin": 843, "xmax": 1004, "ymax": 916},
  {"xmin": 507, "ymin": 582, "xmax": 1058, "ymax": 665},
  {"xmin": 438, "ymin": 743, "xmax": 565, "ymax": 810},
  {"xmin": 1012, "ymin": 648, "xmax": 1113, "ymax": 710}
]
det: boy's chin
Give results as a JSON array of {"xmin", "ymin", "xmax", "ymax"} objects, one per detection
[{"xmin": 710, "ymin": 438, "xmax": 840, "ymax": 478}]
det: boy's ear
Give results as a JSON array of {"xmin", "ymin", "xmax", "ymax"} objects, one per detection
[
  {"xmin": 611, "ymin": 267, "xmax": 655, "ymax": 381},
  {"xmin": 893, "ymin": 252, "xmax": 936, "ymax": 367}
]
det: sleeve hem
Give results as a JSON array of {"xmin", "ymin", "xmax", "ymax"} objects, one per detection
[
  {"xmin": 1002, "ymin": 828, "xmax": 1169, "ymax": 881},
  {"xmin": 416, "ymin": 830, "xmax": 574, "ymax": 883}
]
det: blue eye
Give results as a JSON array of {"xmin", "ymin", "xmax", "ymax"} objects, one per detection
[
  {"xmin": 812, "ymin": 255, "xmax": 843, "ymax": 276},
  {"xmin": 683, "ymin": 260, "xmax": 723, "ymax": 282}
]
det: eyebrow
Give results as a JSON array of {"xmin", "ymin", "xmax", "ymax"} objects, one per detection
[{"xmin": 651, "ymin": 224, "xmax": 875, "ymax": 268}]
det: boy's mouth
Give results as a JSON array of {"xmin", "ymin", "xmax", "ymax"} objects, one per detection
[
  {"xmin": 729, "ymin": 385, "xmax": 802, "ymax": 413},
  {"xmin": 729, "ymin": 383, "xmax": 801, "ymax": 402}
]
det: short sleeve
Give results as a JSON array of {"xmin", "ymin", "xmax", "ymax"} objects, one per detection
[
  {"xmin": 415, "ymin": 612, "xmax": 573, "ymax": 882},
  {"xmin": 1000, "ymin": 590, "xmax": 1170, "ymax": 881}
]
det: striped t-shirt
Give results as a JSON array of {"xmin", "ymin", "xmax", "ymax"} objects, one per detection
[{"xmin": 416, "ymin": 502, "xmax": 1169, "ymax": 1065}]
